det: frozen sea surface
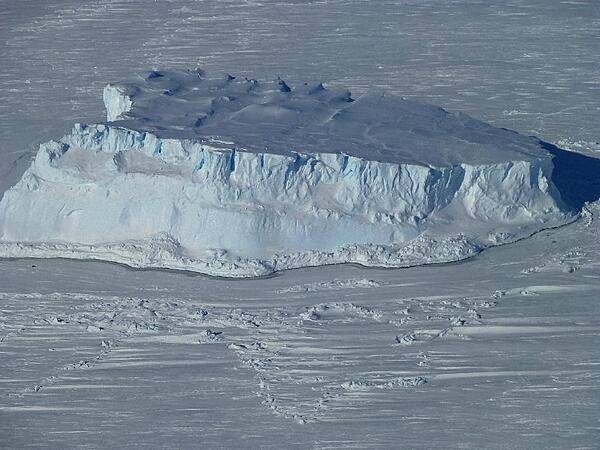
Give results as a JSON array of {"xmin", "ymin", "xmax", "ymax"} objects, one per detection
[
  {"xmin": 1, "ymin": 0, "xmax": 600, "ymax": 447},
  {"xmin": 1, "ymin": 203, "xmax": 600, "ymax": 448}
]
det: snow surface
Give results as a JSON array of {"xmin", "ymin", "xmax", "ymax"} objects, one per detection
[
  {"xmin": 2, "ymin": 202, "xmax": 600, "ymax": 448},
  {"xmin": 102, "ymin": 69, "xmax": 552, "ymax": 166},
  {"xmin": 0, "ymin": 70, "xmax": 574, "ymax": 276}
]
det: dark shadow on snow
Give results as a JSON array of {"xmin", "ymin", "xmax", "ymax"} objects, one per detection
[{"xmin": 542, "ymin": 141, "xmax": 600, "ymax": 211}]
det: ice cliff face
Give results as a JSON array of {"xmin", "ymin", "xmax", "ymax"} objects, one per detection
[{"xmin": 0, "ymin": 70, "xmax": 574, "ymax": 277}]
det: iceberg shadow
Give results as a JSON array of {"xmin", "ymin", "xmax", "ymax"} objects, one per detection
[{"xmin": 543, "ymin": 141, "xmax": 600, "ymax": 210}]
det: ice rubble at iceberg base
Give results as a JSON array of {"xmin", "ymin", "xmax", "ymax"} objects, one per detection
[{"xmin": 0, "ymin": 72, "xmax": 574, "ymax": 277}]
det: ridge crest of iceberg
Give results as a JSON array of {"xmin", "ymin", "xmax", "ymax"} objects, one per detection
[{"xmin": 0, "ymin": 69, "xmax": 575, "ymax": 277}]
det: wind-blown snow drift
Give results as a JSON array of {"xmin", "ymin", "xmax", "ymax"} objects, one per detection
[{"xmin": 0, "ymin": 69, "xmax": 574, "ymax": 277}]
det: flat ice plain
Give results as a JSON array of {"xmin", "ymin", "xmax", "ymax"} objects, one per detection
[{"xmin": 1, "ymin": 0, "xmax": 600, "ymax": 448}]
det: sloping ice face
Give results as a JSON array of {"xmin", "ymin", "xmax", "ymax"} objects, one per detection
[{"xmin": 0, "ymin": 70, "xmax": 574, "ymax": 277}]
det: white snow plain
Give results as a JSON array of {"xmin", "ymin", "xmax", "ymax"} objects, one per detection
[{"xmin": 0, "ymin": 70, "xmax": 575, "ymax": 276}]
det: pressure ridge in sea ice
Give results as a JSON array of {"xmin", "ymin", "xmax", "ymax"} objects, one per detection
[{"xmin": 0, "ymin": 69, "xmax": 576, "ymax": 277}]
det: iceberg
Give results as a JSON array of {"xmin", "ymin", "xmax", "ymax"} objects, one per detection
[{"xmin": 0, "ymin": 69, "xmax": 575, "ymax": 277}]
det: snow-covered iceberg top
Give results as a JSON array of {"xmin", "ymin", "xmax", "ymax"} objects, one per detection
[
  {"xmin": 102, "ymin": 68, "xmax": 551, "ymax": 167},
  {"xmin": 0, "ymin": 69, "xmax": 574, "ymax": 277}
]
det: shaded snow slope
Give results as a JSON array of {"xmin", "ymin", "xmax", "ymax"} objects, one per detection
[{"xmin": 0, "ymin": 70, "xmax": 574, "ymax": 277}]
